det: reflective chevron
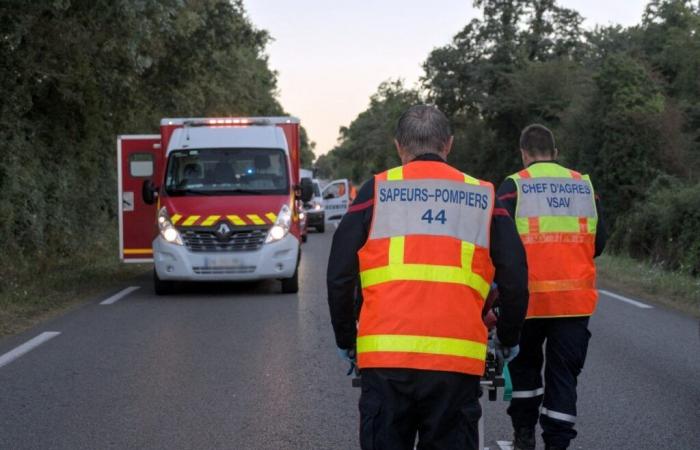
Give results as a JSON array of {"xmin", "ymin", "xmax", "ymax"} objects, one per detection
[{"xmin": 174, "ymin": 213, "xmax": 279, "ymax": 227}]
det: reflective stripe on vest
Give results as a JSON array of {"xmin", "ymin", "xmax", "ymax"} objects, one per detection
[
  {"xmin": 357, "ymin": 162, "xmax": 495, "ymax": 375},
  {"xmin": 507, "ymin": 162, "xmax": 598, "ymax": 318}
]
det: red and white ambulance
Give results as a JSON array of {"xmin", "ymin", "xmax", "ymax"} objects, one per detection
[{"xmin": 117, "ymin": 117, "xmax": 312, "ymax": 294}]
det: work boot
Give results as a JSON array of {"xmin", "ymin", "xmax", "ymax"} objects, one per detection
[{"xmin": 513, "ymin": 427, "xmax": 536, "ymax": 450}]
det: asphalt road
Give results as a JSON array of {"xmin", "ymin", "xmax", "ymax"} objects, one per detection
[{"xmin": 1, "ymin": 230, "xmax": 698, "ymax": 449}]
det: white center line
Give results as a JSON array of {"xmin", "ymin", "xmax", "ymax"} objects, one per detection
[
  {"xmin": 0, "ymin": 332, "xmax": 61, "ymax": 369},
  {"xmin": 100, "ymin": 286, "xmax": 140, "ymax": 305},
  {"xmin": 599, "ymin": 289, "xmax": 653, "ymax": 309}
]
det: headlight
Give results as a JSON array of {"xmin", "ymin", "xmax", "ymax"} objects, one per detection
[
  {"xmin": 299, "ymin": 211, "xmax": 306, "ymax": 220},
  {"xmin": 265, "ymin": 204, "xmax": 292, "ymax": 243},
  {"xmin": 158, "ymin": 207, "xmax": 183, "ymax": 245},
  {"xmin": 314, "ymin": 203, "xmax": 321, "ymax": 211}
]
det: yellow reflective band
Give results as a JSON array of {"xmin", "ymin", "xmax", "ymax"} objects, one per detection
[
  {"xmin": 357, "ymin": 334, "xmax": 487, "ymax": 361},
  {"xmin": 461, "ymin": 241, "xmax": 475, "ymax": 270},
  {"xmin": 182, "ymin": 215, "xmax": 200, "ymax": 226},
  {"xmin": 201, "ymin": 215, "xmax": 220, "ymax": 226},
  {"xmin": 526, "ymin": 163, "xmax": 574, "ymax": 178},
  {"xmin": 360, "ymin": 263, "xmax": 490, "ymax": 299},
  {"xmin": 123, "ymin": 248, "xmax": 153, "ymax": 255},
  {"xmin": 227, "ymin": 215, "xmax": 246, "ymax": 226},
  {"xmin": 463, "ymin": 174, "xmax": 480, "ymax": 185},
  {"xmin": 387, "ymin": 166, "xmax": 404, "ymax": 181},
  {"xmin": 389, "ymin": 236, "xmax": 404, "ymax": 265},
  {"xmin": 515, "ymin": 217, "xmax": 529, "ymax": 234},
  {"xmin": 266, "ymin": 212, "xmax": 277, "ymax": 223},
  {"xmin": 530, "ymin": 278, "xmax": 595, "ymax": 293},
  {"xmin": 170, "ymin": 214, "xmax": 182, "ymax": 225},
  {"xmin": 587, "ymin": 217, "xmax": 598, "ymax": 234},
  {"xmin": 516, "ymin": 217, "xmax": 597, "ymax": 235},
  {"xmin": 247, "ymin": 214, "xmax": 265, "ymax": 225}
]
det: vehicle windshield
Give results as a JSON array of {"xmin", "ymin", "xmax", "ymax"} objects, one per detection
[
  {"xmin": 165, "ymin": 148, "xmax": 289, "ymax": 196},
  {"xmin": 313, "ymin": 181, "xmax": 321, "ymax": 197}
]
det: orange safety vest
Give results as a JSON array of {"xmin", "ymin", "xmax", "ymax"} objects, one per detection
[
  {"xmin": 507, "ymin": 162, "xmax": 599, "ymax": 319},
  {"xmin": 357, "ymin": 161, "xmax": 495, "ymax": 376}
]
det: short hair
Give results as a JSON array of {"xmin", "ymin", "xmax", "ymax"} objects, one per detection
[
  {"xmin": 520, "ymin": 124, "xmax": 556, "ymax": 157},
  {"xmin": 394, "ymin": 105, "xmax": 452, "ymax": 156}
]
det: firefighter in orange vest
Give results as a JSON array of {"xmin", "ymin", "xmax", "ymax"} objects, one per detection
[
  {"xmin": 498, "ymin": 125, "xmax": 607, "ymax": 450},
  {"xmin": 327, "ymin": 105, "xmax": 529, "ymax": 449}
]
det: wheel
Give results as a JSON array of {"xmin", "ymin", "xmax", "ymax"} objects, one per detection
[
  {"xmin": 316, "ymin": 224, "xmax": 325, "ymax": 233},
  {"xmin": 153, "ymin": 269, "xmax": 176, "ymax": 295},
  {"xmin": 281, "ymin": 265, "xmax": 299, "ymax": 294}
]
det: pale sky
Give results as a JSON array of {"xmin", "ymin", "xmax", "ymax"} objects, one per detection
[{"xmin": 244, "ymin": 1, "xmax": 649, "ymax": 157}]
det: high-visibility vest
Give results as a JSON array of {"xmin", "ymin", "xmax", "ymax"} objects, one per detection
[
  {"xmin": 507, "ymin": 162, "xmax": 599, "ymax": 318},
  {"xmin": 357, "ymin": 161, "xmax": 496, "ymax": 376}
]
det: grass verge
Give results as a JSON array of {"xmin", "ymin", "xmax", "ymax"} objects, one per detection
[
  {"xmin": 0, "ymin": 252, "xmax": 148, "ymax": 339},
  {"xmin": 596, "ymin": 253, "xmax": 700, "ymax": 317}
]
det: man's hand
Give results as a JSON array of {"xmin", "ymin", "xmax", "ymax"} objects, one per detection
[
  {"xmin": 494, "ymin": 336, "xmax": 520, "ymax": 364},
  {"xmin": 337, "ymin": 347, "xmax": 357, "ymax": 375}
]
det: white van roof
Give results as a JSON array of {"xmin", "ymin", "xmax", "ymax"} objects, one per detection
[{"xmin": 166, "ymin": 126, "xmax": 288, "ymax": 154}]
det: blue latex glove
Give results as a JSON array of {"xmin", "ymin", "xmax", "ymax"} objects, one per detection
[
  {"xmin": 337, "ymin": 347, "xmax": 357, "ymax": 375},
  {"xmin": 494, "ymin": 335, "xmax": 520, "ymax": 364}
]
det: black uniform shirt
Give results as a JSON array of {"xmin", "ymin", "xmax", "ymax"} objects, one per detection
[{"xmin": 326, "ymin": 154, "xmax": 529, "ymax": 350}]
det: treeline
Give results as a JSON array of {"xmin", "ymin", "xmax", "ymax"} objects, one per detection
[
  {"xmin": 0, "ymin": 0, "xmax": 312, "ymax": 286},
  {"xmin": 316, "ymin": 0, "xmax": 700, "ymax": 275}
]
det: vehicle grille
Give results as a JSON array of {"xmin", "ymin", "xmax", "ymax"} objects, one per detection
[
  {"xmin": 192, "ymin": 266, "xmax": 256, "ymax": 275},
  {"xmin": 181, "ymin": 228, "xmax": 268, "ymax": 252}
]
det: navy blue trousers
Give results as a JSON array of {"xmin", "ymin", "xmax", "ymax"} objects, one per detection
[
  {"xmin": 359, "ymin": 368, "xmax": 482, "ymax": 450},
  {"xmin": 507, "ymin": 317, "xmax": 591, "ymax": 448}
]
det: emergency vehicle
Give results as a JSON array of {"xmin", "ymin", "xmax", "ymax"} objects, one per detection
[{"xmin": 117, "ymin": 117, "xmax": 313, "ymax": 294}]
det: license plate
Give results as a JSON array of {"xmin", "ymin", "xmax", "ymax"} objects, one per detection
[{"xmin": 203, "ymin": 256, "xmax": 242, "ymax": 268}]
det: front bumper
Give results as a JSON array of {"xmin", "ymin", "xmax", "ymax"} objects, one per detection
[{"xmin": 153, "ymin": 233, "xmax": 299, "ymax": 281}]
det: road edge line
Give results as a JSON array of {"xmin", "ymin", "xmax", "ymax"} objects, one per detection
[
  {"xmin": 599, "ymin": 289, "xmax": 653, "ymax": 309},
  {"xmin": 100, "ymin": 286, "xmax": 140, "ymax": 305},
  {"xmin": 0, "ymin": 332, "xmax": 61, "ymax": 369}
]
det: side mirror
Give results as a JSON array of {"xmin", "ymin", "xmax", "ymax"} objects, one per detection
[
  {"xmin": 323, "ymin": 192, "xmax": 335, "ymax": 200},
  {"xmin": 300, "ymin": 178, "xmax": 314, "ymax": 203},
  {"xmin": 142, "ymin": 179, "xmax": 158, "ymax": 205}
]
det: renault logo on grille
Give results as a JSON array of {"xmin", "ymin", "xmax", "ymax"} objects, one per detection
[{"xmin": 215, "ymin": 222, "xmax": 232, "ymax": 241}]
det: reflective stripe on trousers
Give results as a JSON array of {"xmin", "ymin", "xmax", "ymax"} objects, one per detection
[{"xmin": 540, "ymin": 407, "xmax": 576, "ymax": 423}]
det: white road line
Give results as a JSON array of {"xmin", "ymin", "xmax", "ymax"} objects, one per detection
[
  {"xmin": 599, "ymin": 289, "xmax": 653, "ymax": 309},
  {"xmin": 100, "ymin": 286, "xmax": 140, "ymax": 305},
  {"xmin": 0, "ymin": 332, "xmax": 61, "ymax": 369},
  {"xmin": 496, "ymin": 441, "xmax": 513, "ymax": 450}
]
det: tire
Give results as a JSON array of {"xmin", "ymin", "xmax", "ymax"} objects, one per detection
[
  {"xmin": 153, "ymin": 269, "xmax": 176, "ymax": 295},
  {"xmin": 281, "ymin": 265, "xmax": 299, "ymax": 294},
  {"xmin": 316, "ymin": 224, "xmax": 325, "ymax": 233}
]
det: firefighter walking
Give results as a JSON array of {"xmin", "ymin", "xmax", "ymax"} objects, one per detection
[
  {"xmin": 327, "ymin": 105, "xmax": 529, "ymax": 449},
  {"xmin": 498, "ymin": 125, "xmax": 607, "ymax": 450}
]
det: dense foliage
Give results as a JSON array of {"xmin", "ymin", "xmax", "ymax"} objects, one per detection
[
  {"xmin": 0, "ymin": 0, "xmax": 311, "ymax": 288},
  {"xmin": 318, "ymin": 0, "xmax": 700, "ymax": 274}
]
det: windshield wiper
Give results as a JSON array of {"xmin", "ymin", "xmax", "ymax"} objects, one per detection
[
  {"xmin": 224, "ymin": 188, "xmax": 266, "ymax": 195},
  {"xmin": 168, "ymin": 188, "xmax": 215, "ymax": 196}
]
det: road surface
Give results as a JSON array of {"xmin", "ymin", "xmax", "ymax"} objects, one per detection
[{"xmin": 1, "ymin": 230, "xmax": 698, "ymax": 449}]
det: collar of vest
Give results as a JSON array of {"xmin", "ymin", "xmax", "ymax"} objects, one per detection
[{"xmin": 527, "ymin": 159, "xmax": 558, "ymax": 167}]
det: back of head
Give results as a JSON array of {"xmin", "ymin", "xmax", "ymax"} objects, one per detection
[
  {"xmin": 395, "ymin": 105, "xmax": 452, "ymax": 156},
  {"xmin": 520, "ymin": 124, "xmax": 556, "ymax": 159}
]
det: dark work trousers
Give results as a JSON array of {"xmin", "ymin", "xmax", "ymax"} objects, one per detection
[
  {"xmin": 507, "ymin": 317, "xmax": 591, "ymax": 449},
  {"xmin": 359, "ymin": 368, "xmax": 482, "ymax": 450}
]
